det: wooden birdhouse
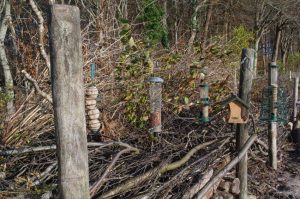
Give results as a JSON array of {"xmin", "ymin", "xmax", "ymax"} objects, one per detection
[{"xmin": 223, "ymin": 94, "xmax": 249, "ymax": 124}]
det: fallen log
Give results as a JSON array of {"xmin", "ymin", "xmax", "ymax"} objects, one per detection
[{"xmin": 195, "ymin": 133, "xmax": 257, "ymax": 199}]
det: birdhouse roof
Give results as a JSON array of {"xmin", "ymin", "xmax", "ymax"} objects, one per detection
[{"xmin": 222, "ymin": 94, "xmax": 249, "ymax": 109}]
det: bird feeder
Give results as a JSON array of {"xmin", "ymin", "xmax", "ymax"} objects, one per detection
[
  {"xmin": 149, "ymin": 77, "xmax": 163, "ymax": 134},
  {"xmin": 85, "ymin": 86, "xmax": 101, "ymax": 132},
  {"xmin": 269, "ymin": 62, "xmax": 278, "ymax": 122},
  {"xmin": 200, "ymin": 83, "xmax": 209, "ymax": 122},
  {"xmin": 269, "ymin": 62, "xmax": 278, "ymax": 85},
  {"xmin": 224, "ymin": 95, "xmax": 249, "ymax": 124}
]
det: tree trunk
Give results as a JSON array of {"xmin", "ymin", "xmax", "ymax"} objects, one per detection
[
  {"xmin": 162, "ymin": 0, "xmax": 169, "ymax": 48},
  {"xmin": 253, "ymin": 34, "xmax": 261, "ymax": 78},
  {"xmin": 272, "ymin": 25, "xmax": 282, "ymax": 63},
  {"xmin": 174, "ymin": 0, "xmax": 178, "ymax": 49},
  {"xmin": 0, "ymin": 0, "xmax": 15, "ymax": 117},
  {"xmin": 187, "ymin": 0, "xmax": 200, "ymax": 52},
  {"xmin": 202, "ymin": 0, "xmax": 213, "ymax": 49}
]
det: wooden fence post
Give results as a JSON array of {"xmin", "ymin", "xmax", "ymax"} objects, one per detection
[
  {"xmin": 293, "ymin": 76, "xmax": 299, "ymax": 122},
  {"xmin": 49, "ymin": 5, "xmax": 90, "ymax": 199},
  {"xmin": 236, "ymin": 48, "xmax": 255, "ymax": 199},
  {"xmin": 269, "ymin": 62, "xmax": 278, "ymax": 170}
]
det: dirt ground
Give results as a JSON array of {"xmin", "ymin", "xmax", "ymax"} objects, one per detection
[{"xmin": 275, "ymin": 144, "xmax": 300, "ymax": 199}]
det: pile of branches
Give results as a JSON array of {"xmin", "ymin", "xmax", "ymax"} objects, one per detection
[{"xmin": 0, "ymin": 88, "xmax": 241, "ymax": 199}]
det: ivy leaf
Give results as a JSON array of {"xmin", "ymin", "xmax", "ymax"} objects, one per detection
[{"xmin": 184, "ymin": 96, "xmax": 189, "ymax": 105}]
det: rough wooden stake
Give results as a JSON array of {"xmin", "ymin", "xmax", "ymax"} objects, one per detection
[
  {"xmin": 195, "ymin": 134, "xmax": 257, "ymax": 199},
  {"xmin": 268, "ymin": 62, "xmax": 278, "ymax": 170},
  {"xmin": 236, "ymin": 48, "xmax": 255, "ymax": 199},
  {"xmin": 293, "ymin": 77, "xmax": 299, "ymax": 122},
  {"xmin": 49, "ymin": 5, "xmax": 90, "ymax": 199}
]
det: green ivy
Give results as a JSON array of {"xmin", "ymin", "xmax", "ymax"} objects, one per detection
[
  {"xmin": 226, "ymin": 25, "xmax": 254, "ymax": 56},
  {"xmin": 277, "ymin": 60, "xmax": 285, "ymax": 73},
  {"xmin": 288, "ymin": 52, "xmax": 300, "ymax": 71},
  {"xmin": 116, "ymin": 23, "xmax": 152, "ymax": 128},
  {"xmin": 0, "ymin": 91, "xmax": 12, "ymax": 110},
  {"xmin": 138, "ymin": 0, "xmax": 166, "ymax": 47}
]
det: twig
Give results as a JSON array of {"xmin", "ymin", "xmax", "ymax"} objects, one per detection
[
  {"xmin": 21, "ymin": 70, "xmax": 52, "ymax": 103},
  {"xmin": 182, "ymin": 169, "xmax": 213, "ymax": 199},
  {"xmin": 90, "ymin": 147, "xmax": 137, "ymax": 197},
  {"xmin": 255, "ymin": 138, "xmax": 268, "ymax": 150},
  {"xmin": 150, "ymin": 148, "xmax": 220, "ymax": 199},
  {"xmin": 0, "ymin": 142, "xmax": 139, "ymax": 156},
  {"xmin": 99, "ymin": 139, "xmax": 219, "ymax": 198},
  {"xmin": 0, "ymin": 145, "xmax": 56, "ymax": 155},
  {"xmin": 28, "ymin": 0, "xmax": 51, "ymax": 71},
  {"xmin": 31, "ymin": 162, "xmax": 57, "ymax": 186},
  {"xmin": 195, "ymin": 134, "xmax": 257, "ymax": 199},
  {"xmin": 255, "ymin": 138, "xmax": 268, "ymax": 156},
  {"xmin": 181, "ymin": 138, "xmax": 230, "ymax": 199}
]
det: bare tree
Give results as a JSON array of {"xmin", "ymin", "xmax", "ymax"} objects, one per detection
[
  {"xmin": 188, "ymin": 0, "xmax": 209, "ymax": 52},
  {"xmin": 281, "ymin": 25, "xmax": 294, "ymax": 66},
  {"xmin": 252, "ymin": 0, "xmax": 279, "ymax": 76},
  {"xmin": 0, "ymin": 0, "xmax": 15, "ymax": 116}
]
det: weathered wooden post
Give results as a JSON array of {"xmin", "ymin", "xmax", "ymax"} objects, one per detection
[
  {"xmin": 149, "ymin": 77, "xmax": 163, "ymax": 136},
  {"xmin": 269, "ymin": 62, "xmax": 278, "ymax": 170},
  {"xmin": 49, "ymin": 5, "xmax": 90, "ymax": 199},
  {"xmin": 293, "ymin": 76, "xmax": 299, "ymax": 122},
  {"xmin": 236, "ymin": 48, "xmax": 255, "ymax": 199}
]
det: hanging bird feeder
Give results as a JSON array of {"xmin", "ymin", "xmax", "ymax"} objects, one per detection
[
  {"xmin": 85, "ymin": 63, "xmax": 101, "ymax": 133},
  {"xmin": 223, "ymin": 94, "xmax": 249, "ymax": 124},
  {"xmin": 148, "ymin": 77, "xmax": 164, "ymax": 135},
  {"xmin": 200, "ymin": 83, "xmax": 209, "ymax": 123}
]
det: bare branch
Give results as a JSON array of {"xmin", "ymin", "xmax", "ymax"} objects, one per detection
[
  {"xmin": 90, "ymin": 147, "xmax": 137, "ymax": 197},
  {"xmin": 21, "ymin": 70, "xmax": 53, "ymax": 103},
  {"xmin": 28, "ymin": 0, "xmax": 51, "ymax": 71}
]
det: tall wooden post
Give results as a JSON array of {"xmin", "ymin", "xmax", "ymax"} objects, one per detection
[
  {"xmin": 49, "ymin": 5, "xmax": 90, "ymax": 199},
  {"xmin": 236, "ymin": 48, "xmax": 255, "ymax": 199},
  {"xmin": 293, "ymin": 77, "xmax": 299, "ymax": 122},
  {"xmin": 269, "ymin": 62, "xmax": 278, "ymax": 170}
]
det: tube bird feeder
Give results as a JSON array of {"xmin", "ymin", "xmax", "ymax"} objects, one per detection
[
  {"xmin": 149, "ymin": 77, "xmax": 163, "ymax": 135},
  {"xmin": 269, "ymin": 62, "xmax": 278, "ymax": 86},
  {"xmin": 200, "ymin": 83, "xmax": 209, "ymax": 123}
]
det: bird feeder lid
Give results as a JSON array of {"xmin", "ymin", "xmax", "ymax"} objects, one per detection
[
  {"xmin": 148, "ymin": 77, "xmax": 164, "ymax": 83},
  {"xmin": 199, "ymin": 83, "xmax": 209, "ymax": 88},
  {"xmin": 269, "ymin": 62, "xmax": 278, "ymax": 68},
  {"xmin": 222, "ymin": 94, "xmax": 249, "ymax": 109}
]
